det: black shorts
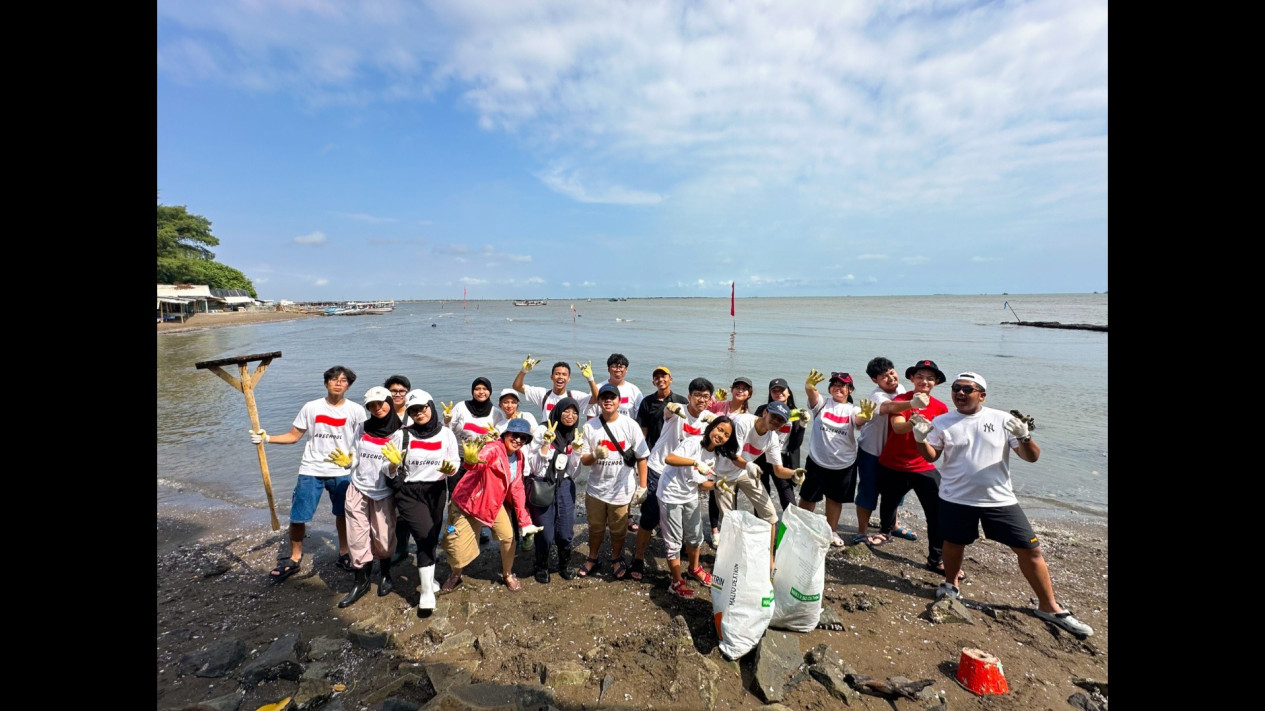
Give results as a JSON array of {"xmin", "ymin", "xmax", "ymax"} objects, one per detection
[
  {"xmin": 639, "ymin": 469, "xmax": 662, "ymax": 530},
  {"xmin": 798, "ymin": 456, "xmax": 858, "ymax": 504},
  {"xmin": 938, "ymin": 499, "xmax": 1039, "ymax": 549}
]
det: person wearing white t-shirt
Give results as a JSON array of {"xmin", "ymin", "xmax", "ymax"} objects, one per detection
[
  {"xmin": 492, "ymin": 388, "xmax": 540, "ymax": 433},
  {"xmin": 913, "ymin": 371, "xmax": 1093, "ymax": 637},
  {"xmin": 584, "ymin": 353, "xmax": 644, "ymax": 419},
  {"xmin": 511, "ymin": 358, "xmax": 597, "ymax": 421},
  {"xmin": 250, "ymin": 366, "xmax": 367, "ymax": 583},
  {"xmin": 384, "ymin": 374, "xmax": 416, "ymax": 568},
  {"xmin": 797, "ymin": 370, "xmax": 875, "ymax": 547},
  {"xmin": 577, "ymin": 384, "xmax": 650, "ymax": 580},
  {"xmin": 854, "ymin": 358, "xmax": 909, "ymax": 546},
  {"xmin": 714, "ymin": 403, "xmax": 804, "ymax": 527},
  {"xmin": 658, "ymin": 416, "xmax": 737, "ymax": 599}
]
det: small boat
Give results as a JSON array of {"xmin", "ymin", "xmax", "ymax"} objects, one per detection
[
  {"xmin": 324, "ymin": 300, "xmax": 395, "ymax": 315},
  {"xmin": 513, "ymin": 299, "xmax": 549, "ymax": 306}
]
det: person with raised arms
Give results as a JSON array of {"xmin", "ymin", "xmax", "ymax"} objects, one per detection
[
  {"xmin": 659, "ymin": 415, "xmax": 738, "ymax": 598},
  {"xmin": 250, "ymin": 366, "xmax": 366, "ymax": 583},
  {"xmin": 586, "ymin": 353, "xmax": 643, "ymax": 420},
  {"xmin": 912, "ymin": 372, "xmax": 1092, "ymax": 637},
  {"xmin": 511, "ymin": 357, "xmax": 597, "ymax": 422},
  {"xmin": 796, "ymin": 370, "xmax": 874, "ymax": 547},
  {"xmin": 577, "ymin": 384, "xmax": 650, "ymax": 579}
]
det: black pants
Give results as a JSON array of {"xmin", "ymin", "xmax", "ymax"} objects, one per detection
[
  {"xmin": 877, "ymin": 463, "xmax": 943, "ymax": 567},
  {"xmin": 395, "ymin": 480, "xmax": 448, "ymax": 567},
  {"xmin": 757, "ymin": 455, "xmax": 796, "ymax": 511}
]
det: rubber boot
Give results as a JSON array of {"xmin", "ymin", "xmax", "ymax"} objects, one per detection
[
  {"xmin": 338, "ymin": 565, "xmax": 371, "ymax": 608},
  {"xmin": 377, "ymin": 558, "xmax": 394, "ymax": 597},
  {"xmin": 389, "ymin": 523, "xmax": 411, "ymax": 565},
  {"xmin": 417, "ymin": 564, "xmax": 436, "ymax": 617},
  {"xmin": 533, "ymin": 540, "xmax": 550, "ymax": 584},
  {"xmin": 557, "ymin": 544, "xmax": 575, "ymax": 580}
]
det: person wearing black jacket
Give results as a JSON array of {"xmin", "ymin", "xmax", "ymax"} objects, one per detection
[{"xmin": 754, "ymin": 378, "xmax": 805, "ymax": 511}]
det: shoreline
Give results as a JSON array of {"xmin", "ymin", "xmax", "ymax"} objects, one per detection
[{"xmin": 157, "ymin": 309, "xmax": 321, "ymax": 334}]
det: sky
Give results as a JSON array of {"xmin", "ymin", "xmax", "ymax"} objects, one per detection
[{"xmin": 157, "ymin": 0, "xmax": 1108, "ymax": 302}]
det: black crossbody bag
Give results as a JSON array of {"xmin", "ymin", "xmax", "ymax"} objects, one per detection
[{"xmin": 601, "ymin": 418, "xmax": 640, "ymax": 468}]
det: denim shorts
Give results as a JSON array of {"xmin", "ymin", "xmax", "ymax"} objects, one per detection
[{"xmin": 290, "ymin": 474, "xmax": 351, "ymax": 523}]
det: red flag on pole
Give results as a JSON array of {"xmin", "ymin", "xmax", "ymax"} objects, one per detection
[{"xmin": 730, "ymin": 281, "xmax": 735, "ymax": 317}]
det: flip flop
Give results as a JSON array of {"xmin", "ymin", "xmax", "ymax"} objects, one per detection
[
  {"xmin": 890, "ymin": 526, "xmax": 919, "ymax": 541},
  {"xmin": 269, "ymin": 558, "xmax": 301, "ymax": 583}
]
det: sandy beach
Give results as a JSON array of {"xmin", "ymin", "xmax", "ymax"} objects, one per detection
[{"xmin": 157, "ymin": 309, "xmax": 321, "ymax": 334}]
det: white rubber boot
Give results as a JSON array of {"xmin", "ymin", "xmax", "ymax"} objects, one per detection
[{"xmin": 417, "ymin": 565, "xmax": 437, "ymax": 612}]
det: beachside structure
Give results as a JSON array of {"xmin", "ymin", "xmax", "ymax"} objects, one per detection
[{"xmin": 157, "ymin": 284, "xmax": 264, "ymax": 323}]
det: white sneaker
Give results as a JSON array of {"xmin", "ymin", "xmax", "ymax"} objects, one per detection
[
  {"xmin": 1035, "ymin": 608, "xmax": 1093, "ymax": 637},
  {"xmin": 830, "ymin": 533, "xmax": 845, "ymax": 548},
  {"xmin": 935, "ymin": 583, "xmax": 960, "ymax": 600}
]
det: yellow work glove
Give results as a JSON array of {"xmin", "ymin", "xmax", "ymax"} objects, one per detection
[
  {"xmin": 482, "ymin": 422, "xmax": 499, "ymax": 437},
  {"xmin": 570, "ymin": 437, "xmax": 586, "ymax": 453},
  {"xmin": 791, "ymin": 468, "xmax": 807, "ymax": 486},
  {"xmin": 522, "ymin": 355, "xmax": 541, "ymax": 372},
  {"xmin": 576, "ymin": 360, "xmax": 594, "ymax": 381},
  {"xmin": 715, "ymin": 387, "xmax": 729, "ymax": 402},
  {"xmin": 698, "ymin": 411, "xmax": 717, "ymax": 424},
  {"xmin": 856, "ymin": 399, "xmax": 877, "ymax": 422},
  {"xmin": 250, "ymin": 429, "xmax": 269, "ymax": 445},
  {"xmin": 806, "ymin": 369, "xmax": 826, "ymax": 389},
  {"xmin": 439, "ymin": 460, "xmax": 458, "ymax": 476},
  {"xmin": 541, "ymin": 420, "xmax": 558, "ymax": 444},
  {"xmin": 461, "ymin": 440, "xmax": 484, "ymax": 466},
  {"xmin": 441, "ymin": 401, "xmax": 455, "ymax": 423},
  {"xmin": 595, "ymin": 445, "xmax": 610, "ymax": 460},
  {"xmin": 789, "ymin": 408, "xmax": 811, "ymax": 424},
  {"xmin": 382, "ymin": 442, "xmax": 404, "ymax": 466},
  {"xmin": 325, "ymin": 448, "xmax": 353, "ymax": 468},
  {"xmin": 664, "ymin": 402, "xmax": 685, "ymax": 418},
  {"xmin": 715, "ymin": 476, "xmax": 732, "ymax": 493}
]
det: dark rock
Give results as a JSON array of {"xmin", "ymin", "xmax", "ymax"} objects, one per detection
[
  {"xmin": 294, "ymin": 677, "xmax": 332, "ymax": 709},
  {"xmin": 598, "ymin": 673, "xmax": 615, "ymax": 703},
  {"xmin": 1068, "ymin": 691, "xmax": 1104, "ymax": 711},
  {"xmin": 927, "ymin": 597, "xmax": 973, "ymax": 624},
  {"xmin": 363, "ymin": 673, "xmax": 435, "ymax": 707},
  {"xmin": 804, "ymin": 644, "xmax": 856, "ymax": 677},
  {"xmin": 816, "ymin": 606, "xmax": 844, "ymax": 630},
  {"xmin": 809, "ymin": 663, "xmax": 859, "ymax": 704},
  {"xmin": 301, "ymin": 662, "xmax": 330, "ymax": 680},
  {"xmin": 380, "ymin": 700, "xmax": 420, "ymax": 711},
  {"xmin": 841, "ymin": 544, "xmax": 872, "ymax": 562},
  {"xmin": 543, "ymin": 661, "xmax": 590, "ymax": 686},
  {"xmin": 1073, "ymin": 678, "xmax": 1109, "ymax": 696},
  {"xmin": 177, "ymin": 638, "xmax": 248, "ymax": 678},
  {"xmin": 307, "ymin": 637, "xmax": 344, "ymax": 661},
  {"xmin": 754, "ymin": 631, "xmax": 802, "ymax": 703},
  {"xmin": 436, "ymin": 629, "xmax": 476, "ymax": 654},
  {"xmin": 239, "ymin": 633, "xmax": 303, "ymax": 685},
  {"xmin": 349, "ymin": 625, "xmax": 393, "ymax": 650},
  {"xmin": 199, "ymin": 691, "xmax": 245, "ymax": 711},
  {"xmin": 475, "ymin": 627, "xmax": 498, "ymax": 656},
  {"xmin": 666, "ymin": 614, "xmax": 696, "ymax": 656}
]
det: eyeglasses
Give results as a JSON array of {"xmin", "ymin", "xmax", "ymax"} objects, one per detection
[
  {"xmin": 950, "ymin": 384, "xmax": 983, "ymax": 394},
  {"xmin": 330, "ymin": 378, "xmax": 350, "ymax": 384},
  {"xmin": 609, "ymin": 365, "xmax": 628, "ymax": 371},
  {"xmin": 389, "ymin": 389, "xmax": 408, "ymax": 395},
  {"xmin": 689, "ymin": 393, "xmax": 711, "ymax": 400}
]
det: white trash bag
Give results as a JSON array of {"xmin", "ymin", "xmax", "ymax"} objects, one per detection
[
  {"xmin": 769, "ymin": 504, "xmax": 832, "ymax": 632},
  {"xmin": 711, "ymin": 510, "xmax": 775, "ymax": 659}
]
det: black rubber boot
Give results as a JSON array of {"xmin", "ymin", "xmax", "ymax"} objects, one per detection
[
  {"xmin": 556, "ymin": 544, "xmax": 575, "ymax": 580},
  {"xmin": 533, "ymin": 541, "xmax": 550, "ymax": 584},
  {"xmin": 377, "ymin": 558, "xmax": 394, "ymax": 597},
  {"xmin": 389, "ymin": 524, "xmax": 411, "ymax": 565},
  {"xmin": 338, "ymin": 565, "xmax": 371, "ymax": 608}
]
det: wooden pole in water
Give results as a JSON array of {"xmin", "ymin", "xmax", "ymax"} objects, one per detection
[
  {"xmin": 1004, "ymin": 300, "xmax": 1022, "ymax": 322},
  {"xmin": 194, "ymin": 351, "xmax": 284, "ymax": 531}
]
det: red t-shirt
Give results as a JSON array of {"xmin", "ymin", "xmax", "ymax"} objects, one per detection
[{"xmin": 877, "ymin": 391, "xmax": 948, "ymax": 474}]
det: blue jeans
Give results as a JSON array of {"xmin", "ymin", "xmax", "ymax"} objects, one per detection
[{"xmin": 289, "ymin": 474, "xmax": 351, "ymax": 523}]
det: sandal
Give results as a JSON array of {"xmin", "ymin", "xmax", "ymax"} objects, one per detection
[
  {"xmin": 628, "ymin": 521, "xmax": 640, "ymax": 532},
  {"xmin": 628, "ymin": 558, "xmax": 645, "ymax": 581},
  {"xmin": 668, "ymin": 579, "xmax": 696, "ymax": 599},
  {"xmin": 576, "ymin": 557, "xmax": 600, "ymax": 578},
  {"xmin": 439, "ymin": 574, "xmax": 463, "ymax": 592},
  {"xmin": 687, "ymin": 566, "xmax": 713, "ymax": 587},
  {"xmin": 866, "ymin": 533, "xmax": 892, "ymax": 547},
  {"xmin": 269, "ymin": 558, "xmax": 301, "ymax": 583},
  {"xmin": 890, "ymin": 526, "xmax": 918, "ymax": 541},
  {"xmin": 611, "ymin": 557, "xmax": 628, "ymax": 580},
  {"xmin": 336, "ymin": 553, "xmax": 354, "ymax": 572},
  {"xmin": 502, "ymin": 573, "xmax": 522, "ymax": 592}
]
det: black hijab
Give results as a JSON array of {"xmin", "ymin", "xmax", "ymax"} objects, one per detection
[
  {"xmin": 549, "ymin": 397, "xmax": 580, "ymax": 451},
  {"xmin": 465, "ymin": 377, "xmax": 493, "ymax": 418},
  {"xmin": 406, "ymin": 399, "xmax": 443, "ymax": 439},
  {"xmin": 364, "ymin": 405, "xmax": 403, "ymax": 438}
]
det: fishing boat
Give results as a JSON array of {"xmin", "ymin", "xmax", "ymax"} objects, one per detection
[
  {"xmin": 324, "ymin": 300, "xmax": 395, "ymax": 315},
  {"xmin": 513, "ymin": 299, "xmax": 549, "ymax": 306}
]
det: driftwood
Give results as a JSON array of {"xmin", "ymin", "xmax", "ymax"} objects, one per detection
[
  {"xmin": 846, "ymin": 674, "xmax": 934, "ymax": 700},
  {"xmin": 1004, "ymin": 320, "xmax": 1107, "ymax": 332}
]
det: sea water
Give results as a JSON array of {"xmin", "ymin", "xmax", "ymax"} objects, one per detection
[{"xmin": 156, "ymin": 294, "xmax": 1107, "ymax": 524}]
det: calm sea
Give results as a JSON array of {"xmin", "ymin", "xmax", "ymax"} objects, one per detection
[{"xmin": 157, "ymin": 294, "xmax": 1107, "ymax": 525}]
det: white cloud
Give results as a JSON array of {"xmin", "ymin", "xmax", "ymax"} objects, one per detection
[
  {"xmin": 314, "ymin": 278, "xmax": 330, "ymax": 286},
  {"xmin": 536, "ymin": 165, "xmax": 664, "ymax": 205},
  {"xmin": 293, "ymin": 231, "xmax": 327, "ymax": 246},
  {"xmin": 971, "ymin": 256, "xmax": 1002, "ymax": 262},
  {"xmin": 857, "ymin": 254, "xmax": 887, "ymax": 260},
  {"xmin": 334, "ymin": 212, "xmax": 398, "ymax": 224},
  {"xmin": 459, "ymin": 276, "xmax": 487, "ymax": 285},
  {"xmin": 525, "ymin": 276, "xmax": 545, "ymax": 284},
  {"xmin": 901, "ymin": 256, "xmax": 930, "ymax": 265}
]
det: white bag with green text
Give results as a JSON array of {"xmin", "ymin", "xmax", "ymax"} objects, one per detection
[
  {"xmin": 769, "ymin": 504, "xmax": 832, "ymax": 632},
  {"xmin": 711, "ymin": 510, "xmax": 775, "ymax": 660}
]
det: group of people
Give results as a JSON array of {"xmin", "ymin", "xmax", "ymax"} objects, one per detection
[{"xmin": 247, "ymin": 353, "xmax": 1092, "ymax": 637}]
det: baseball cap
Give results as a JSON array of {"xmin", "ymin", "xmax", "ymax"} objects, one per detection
[
  {"xmin": 652, "ymin": 366, "xmax": 671, "ymax": 377},
  {"xmin": 504, "ymin": 418, "xmax": 534, "ymax": 442},
  {"xmin": 905, "ymin": 359, "xmax": 946, "ymax": 384},
  {"xmin": 768, "ymin": 378, "xmax": 790, "ymax": 391},
  {"xmin": 363, "ymin": 386, "xmax": 392, "ymax": 406},
  {"xmin": 732, "ymin": 376, "xmax": 753, "ymax": 389},
  {"xmin": 598, "ymin": 383, "xmax": 621, "ymax": 398},
  {"xmin": 955, "ymin": 372, "xmax": 987, "ymax": 391},
  {"xmin": 498, "ymin": 388, "xmax": 520, "ymax": 401},
  {"xmin": 829, "ymin": 372, "xmax": 854, "ymax": 386},
  {"xmin": 765, "ymin": 401, "xmax": 791, "ymax": 421},
  {"xmin": 405, "ymin": 389, "xmax": 434, "ymax": 409}
]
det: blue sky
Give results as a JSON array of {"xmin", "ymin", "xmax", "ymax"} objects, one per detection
[{"xmin": 157, "ymin": 0, "xmax": 1108, "ymax": 302}]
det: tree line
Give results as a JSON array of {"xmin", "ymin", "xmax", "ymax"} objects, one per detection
[{"xmin": 157, "ymin": 196, "xmax": 257, "ymax": 298}]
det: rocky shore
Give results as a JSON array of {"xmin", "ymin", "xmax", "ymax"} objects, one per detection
[{"xmin": 156, "ymin": 504, "xmax": 1107, "ymax": 711}]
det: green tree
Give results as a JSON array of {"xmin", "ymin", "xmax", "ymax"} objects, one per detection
[{"xmin": 157, "ymin": 199, "xmax": 257, "ymax": 298}]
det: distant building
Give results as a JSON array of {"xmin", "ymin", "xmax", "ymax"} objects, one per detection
[{"xmin": 157, "ymin": 284, "xmax": 263, "ymax": 323}]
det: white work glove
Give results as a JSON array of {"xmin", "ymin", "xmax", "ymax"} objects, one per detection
[
  {"xmin": 744, "ymin": 461, "xmax": 761, "ymax": 477},
  {"xmin": 250, "ymin": 429, "xmax": 269, "ymax": 445},
  {"xmin": 910, "ymin": 392, "xmax": 930, "ymax": 409},
  {"xmin": 664, "ymin": 402, "xmax": 685, "ymax": 418},
  {"xmin": 1005, "ymin": 413, "xmax": 1032, "ymax": 440},
  {"xmin": 595, "ymin": 445, "xmax": 610, "ymax": 460},
  {"xmin": 698, "ymin": 411, "xmax": 718, "ymax": 424},
  {"xmin": 630, "ymin": 486, "xmax": 648, "ymax": 506},
  {"xmin": 522, "ymin": 355, "xmax": 541, "ymax": 372},
  {"xmin": 909, "ymin": 414, "xmax": 933, "ymax": 443},
  {"xmin": 521, "ymin": 524, "xmax": 543, "ymax": 535},
  {"xmin": 791, "ymin": 468, "xmax": 806, "ymax": 486},
  {"xmin": 694, "ymin": 459, "xmax": 715, "ymax": 476}
]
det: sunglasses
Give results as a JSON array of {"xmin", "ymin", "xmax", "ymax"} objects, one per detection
[
  {"xmin": 830, "ymin": 372, "xmax": 852, "ymax": 384},
  {"xmin": 508, "ymin": 434, "xmax": 531, "ymax": 444},
  {"xmin": 950, "ymin": 384, "xmax": 983, "ymax": 394}
]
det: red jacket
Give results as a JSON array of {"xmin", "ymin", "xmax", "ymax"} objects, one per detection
[{"xmin": 451, "ymin": 438, "xmax": 533, "ymax": 528}]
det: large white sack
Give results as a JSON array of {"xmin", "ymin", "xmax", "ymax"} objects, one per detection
[
  {"xmin": 711, "ymin": 510, "xmax": 775, "ymax": 660},
  {"xmin": 769, "ymin": 504, "xmax": 833, "ymax": 632}
]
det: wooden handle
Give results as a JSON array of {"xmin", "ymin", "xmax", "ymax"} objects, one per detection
[{"xmin": 239, "ymin": 362, "xmax": 280, "ymax": 531}]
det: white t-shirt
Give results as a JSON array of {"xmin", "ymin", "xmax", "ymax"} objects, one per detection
[
  {"xmin": 528, "ymin": 436, "xmax": 584, "ymax": 480},
  {"xmin": 401, "ymin": 427, "xmax": 461, "ymax": 484},
  {"xmin": 350, "ymin": 428, "xmax": 404, "ymax": 500},
  {"xmin": 449, "ymin": 401, "xmax": 496, "ymax": 443},
  {"xmin": 492, "ymin": 409, "xmax": 539, "ymax": 434},
  {"xmin": 858, "ymin": 384, "xmax": 907, "ymax": 456},
  {"xmin": 657, "ymin": 438, "xmax": 714, "ymax": 505},
  {"xmin": 807, "ymin": 396, "xmax": 864, "ymax": 469},
  {"xmin": 581, "ymin": 414, "xmax": 650, "ymax": 505},
  {"xmin": 646, "ymin": 408, "xmax": 709, "ymax": 474},
  {"xmin": 520, "ymin": 384, "xmax": 592, "ymax": 422},
  {"xmin": 925, "ymin": 406, "xmax": 1021, "ymax": 507},
  {"xmin": 293, "ymin": 398, "xmax": 367, "ymax": 478},
  {"xmin": 716, "ymin": 413, "xmax": 782, "ymax": 476},
  {"xmin": 586, "ymin": 381, "xmax": 644, "ymax": 419}
]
